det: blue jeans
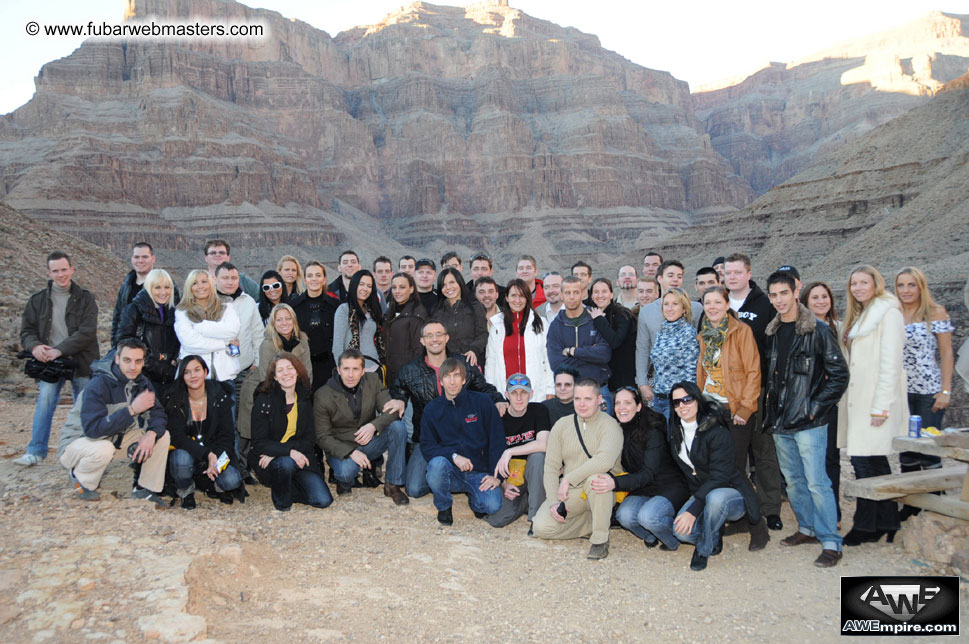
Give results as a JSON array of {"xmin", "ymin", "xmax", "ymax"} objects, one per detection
[
  {"xmin": 28, "ymin": 376, "xmax": 90, "ymax": 458},
  {"xmin": 600, "ymin": 385, "xmax": 614, "ymax": 416},
  {"xmin": 425, "ymin": 456, "xmax": 502, "ymax": 513},
  {"xmin": 405, "ymin": 435, "xmax": 430, "ymax": 498},
  {"xmin": 168, "ymin": 448, "xmax": 243, "ymax": 497},
  {"xmin": 675, "ymin": 488, "xmax": 746, "ymax": 557},
  {"xmin": 773, "ymin": 425, "xmax": 842, "ymax": 551},
  {"xmin": 615, "ymin": 494, "xmax": 679, "ymax": 550},
  {"xmin": 901, "ymin": 393, "xmax": 943, "ymax": 472},
  {"xmin": 650, "ymin": 395, "xmax": 670, "ymax": 420},
  {"xmin": 258, "ymin": 456, "xmax": 332, "ymax": 510},
  {"xmin": 328, "ymin": 422, "xmax": 407, "ymax": 486}
]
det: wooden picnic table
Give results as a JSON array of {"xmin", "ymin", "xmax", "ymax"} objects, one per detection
[{"xmin": 842, "ymin": 431, "xmax": 969, "ymax": 520}]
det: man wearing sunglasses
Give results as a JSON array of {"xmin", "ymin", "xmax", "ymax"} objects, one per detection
[{"xmin": 532, "ymin": 378, "xmax": 623, "ymax": 559}]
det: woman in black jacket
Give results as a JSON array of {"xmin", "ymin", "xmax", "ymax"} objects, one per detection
[
  {"xmin": 117, "ymin": 268, "xmax": 181, "ymax": 394},
  {"xmin": 164, "ymin": 355, "xmax": 244, "ymax": 509},
  {"xmin": 668, "ymin": 381, "xmax": 769, "ymax": 571},
  {"xmin": 591, "ymin": 387, "xmax": 688, "ymax": 550},
  {"xmin": 384, "ymin": 272, "xmax": 428, "ymax": 387},
  {"xmin": 432, "ymin": 267, "xmax": 488, "ymax": 367},
  {"xmin": 250, "ymin": 352, "xmax": 332, "ymax": 511},
  {"xmin": 588, "ymin": 278, "xmax": 637, "ymax": 393}
]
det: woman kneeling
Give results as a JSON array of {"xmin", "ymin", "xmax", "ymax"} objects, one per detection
[
  {"xmin": 164, "ymin": 355, "xmax": 245, "ymax": 509},
  {"xmin": 599, "ymin": 387, "xmax": 689, "ymax": 551},
  {"xmin": 250, "ymin": 353, "xmax": 332, "ymax": 511},
  {"xmin": 668, "ymin": 381, "xmax": 769, "ymax": 570}
]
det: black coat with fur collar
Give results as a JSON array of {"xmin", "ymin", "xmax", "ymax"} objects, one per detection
[{"xmin": 763, "ymin": 303, "xmax": 849, "ymax": 434}]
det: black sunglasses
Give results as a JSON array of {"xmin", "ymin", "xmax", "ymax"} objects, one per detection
[{"xmin": 671, "ymin": 395, "xmax": 696, "ymax": 408}]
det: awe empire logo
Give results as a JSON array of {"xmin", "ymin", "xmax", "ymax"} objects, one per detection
[
  {"xmin": 858, "ymin": 583, "xmax": 939, "ymax": 621},
  {"xmin": 841, "ymin": 576, "xmax": 960, "ymax": 637}
]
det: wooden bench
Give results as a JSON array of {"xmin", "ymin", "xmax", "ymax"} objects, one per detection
[{"xmin": 842, "ymin": 433, "xmax": 969, "ymax": 520}]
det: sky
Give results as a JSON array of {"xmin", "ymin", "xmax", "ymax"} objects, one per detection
[{"xmin": 0, "ymin": 0, "xmax": 957, "ymax": 115}]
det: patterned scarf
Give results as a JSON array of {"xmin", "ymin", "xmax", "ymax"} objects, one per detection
[
  {"xmin": 700, "ymin": 315, "xmax": 729, "ymax": 371},
  {"xmin": 348, "ymin": 306, "xmax": 386, "ymax": 365}
]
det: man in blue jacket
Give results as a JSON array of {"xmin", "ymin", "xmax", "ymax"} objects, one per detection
[
  {"xmin": 421, "ymin": 358, "xmax": 505, "ymax": 526},
  {"xmin": 57, "ymin": 338, "xmax": 169, "ymax": 505},
  {"xmin": 546, "ymin": 276, "xmax": 613, "ymax": 413}
]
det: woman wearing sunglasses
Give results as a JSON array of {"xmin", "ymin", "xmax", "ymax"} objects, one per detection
[
  {"xmin": 592, "ymin": 387, "xmax": 688, "ymax": 551},
  {"xmin": 667, "ymin": 381, "xmax": 769, "ymax": 571},
  {"xmin": 258, "ymin": 270, "xmax": 285, "ymax": 326}
]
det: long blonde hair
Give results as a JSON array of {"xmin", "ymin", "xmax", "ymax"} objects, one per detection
[
  {"xmin": 143, "ymin": 269, "xmax": 175, "ymax": 309},
  {"xmin": 276, "ymin": 255, "xmax": 305, "ymax": 296},
  {"xmin": 841, "ymin": 265, "xmax": 886, "ymax": 342},
  {"xmin": 266, "ymin": 303, "xmax": 303, "ymax": 351},
  {"xmin": 894, "ymin": 266, "xmax": 940, "ymax": 335},
  {"xmin": 177, "ymin": 269, "xmax": 224, "ymax": 323}
]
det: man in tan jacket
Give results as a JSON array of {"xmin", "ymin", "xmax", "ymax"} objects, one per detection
[{"xmin": 532, "ymin": 379, "xmax": 623, "ymax": 559}]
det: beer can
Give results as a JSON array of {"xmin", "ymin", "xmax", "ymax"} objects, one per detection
[
  {"xmin": 908, "ymin": 415, "xmax": 922, "ymax": 438},
  {"xmin": 227, "ymin": 343, "xmax": 240, "ymax": 356}
]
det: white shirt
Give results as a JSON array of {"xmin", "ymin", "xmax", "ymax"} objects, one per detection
[{"xmin": 678, "ymin": 419, "xmax": 699, "ymax": 470}]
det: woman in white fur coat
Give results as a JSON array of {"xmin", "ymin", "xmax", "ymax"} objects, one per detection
[
  {"xmin": 838, "ymin": 265, "xmax": 907, "ymax": 546},
  {"xmin": 485, "ymin": 279, "xmax": 554, "ymax": 402},
  {"xmin": 175, "ymin": 270, "xmax": 242, "ymax": 383}
]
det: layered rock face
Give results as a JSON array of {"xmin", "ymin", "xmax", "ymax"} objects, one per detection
[
  {"xmin": 0, "ymin": 0, "xmax": 750, "ymax": 274},
  {"xmin": 654, "ymin": 76, "xmax": 969, "ymax": 424},
  {"xmin": 694, "ymin": 11, "xmax": 969, "ymax": 195}
]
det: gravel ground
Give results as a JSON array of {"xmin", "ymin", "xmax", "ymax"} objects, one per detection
[{"xmin": 0, "ymin": 399, "xmax": 965, "ymax": 643}]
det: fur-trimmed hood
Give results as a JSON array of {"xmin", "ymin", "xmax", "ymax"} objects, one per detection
[
  {"xmin": 848, "ymin": 294, "xmax": 901, "ymax": 340},
  {"xmin": 765, "ymin": 303, "xmax": 816, "ymax": 336}
]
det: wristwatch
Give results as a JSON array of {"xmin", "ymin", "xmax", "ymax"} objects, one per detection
[
  {"xmin": 451, "ymin": 452, "xmax": 459, "ymax": 462},
  {"xmin": 941, "ymin": 390, "xmax": 951, "ymax": 395}
]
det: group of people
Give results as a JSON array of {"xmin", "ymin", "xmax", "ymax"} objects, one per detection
[{"xmin": 14, "ymin": 241, "xmax": 961, "ymax": 570}]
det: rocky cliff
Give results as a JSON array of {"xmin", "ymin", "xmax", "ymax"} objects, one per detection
[
  {"xmin": 655, "ymin": 75, "xmax": 969, "ymax": 421},
  {"xmin": 0, "ymin": 0, "xmax": 750, "ymax": 273},
  {"xmin": 694, "ymin": 11, "xmax": 969, "ymax": 195}
]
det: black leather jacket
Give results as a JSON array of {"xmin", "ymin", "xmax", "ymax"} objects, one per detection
[
  {"xmin": 389, "ymin": 351, "xmax": 503, "ymax": 443},
  {"xmin": 763, "ymin": 304, "xmax": 849, "ymax": 434}
]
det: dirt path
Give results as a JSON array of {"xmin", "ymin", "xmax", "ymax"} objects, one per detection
[{"xmin": 0, "ymin": 400, "xmax": 964, "ymax": 643}]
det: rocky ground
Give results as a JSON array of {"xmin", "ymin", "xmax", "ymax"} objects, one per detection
[{"xmin": 0, "ymin": 399, "xmax": 966, "ymax": 643}]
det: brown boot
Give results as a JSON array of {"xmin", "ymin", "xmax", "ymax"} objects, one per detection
[
  {"xmin": 748, "ymin": 517, "xmax": 770, "ymax": 551},
  {"xmin": 384, "ymin": 482, "xmax": 409, "ymax": 506}
]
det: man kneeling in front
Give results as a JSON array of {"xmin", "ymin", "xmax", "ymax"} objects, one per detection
[
  {"xmin": 532, "ymin": 378, "xmax": 623, "ymax": 559},
  {"xmin": 420, "ymin": 357, "xmax": 505, "ymax": 526},
  {"xmin": 57, "ymin": 338, "xmax": 170, "ymax": 505}
]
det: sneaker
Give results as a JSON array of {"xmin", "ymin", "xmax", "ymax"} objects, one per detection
[
  {"xmin": 13, "ymin": 453, "xmax": 40, "ymax": 466},
  {"xmin": 69, "ymin": 469, "xmax": 100, "ymax": 501},
  {"xmin": 131, "ymin": 487, "xmax": 168, "ymax": 508},
  {"xmin": 180, "ymin": 493, "xmax": 197, "ymax": 510},
  {"xmin": 437, "ymin": 508, "xmax": 453, "ymax": 526},
  {"xmin": 813, "ymin": 549, "xmax": 843, "ymax": 568},
  {"xmin": 587, "ymin": 541, "xmax": 609, "ymax": 560}
]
